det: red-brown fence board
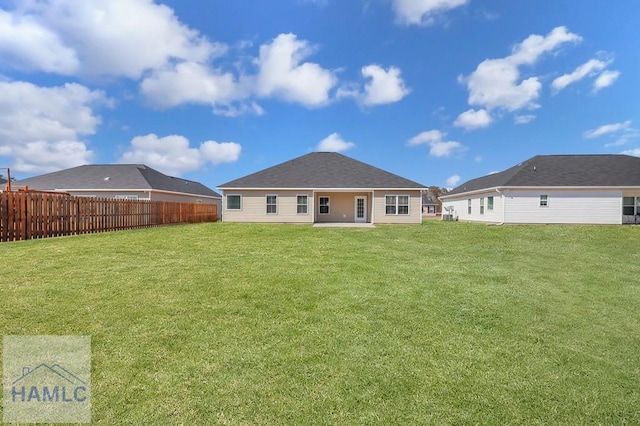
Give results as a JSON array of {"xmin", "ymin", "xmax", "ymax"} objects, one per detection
[{"xmin": 0, "ymin": 192, "xmax": 217, "ymax": 242}]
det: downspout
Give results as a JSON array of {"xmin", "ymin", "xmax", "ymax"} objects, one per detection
[
  {"xmin": 371, "ymin": 190, "xmax": 375, "ymax": 224},
  {"xmin": 495, "ymin": 188, "xmax": 505, "ymax": 225}
]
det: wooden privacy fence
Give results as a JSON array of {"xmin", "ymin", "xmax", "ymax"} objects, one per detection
[{"xmin": 0, "ymin": 192, "xmax": 218, "ymax": 242}]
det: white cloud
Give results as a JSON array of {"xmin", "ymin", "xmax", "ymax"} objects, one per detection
[
  {"xmin": 0, "ymin": 0, "xmax": 219, "ymax": 78},
  {"xmin": 392, "ymin": 0, "xmax": 467, "ymax": 26},
  {"xmin": 200, "ymin": 141, "xmax": 242, "ymax": 165},
  {"xmin": 12, "ymin": 141, "xmax": 93, "ymax": 174},
  {"xmin": 0, "ymin": 80, "xmax": 106, "ymax": 173},
  {"xmin": 316, "ymin": 133, "xmax": 356, "ymax": 152},
  {"xmin": 212, "ymin": 102, "xmax": 265, "ymax": 118},
  {"xmin": 119, "ymin": 134, "xmax": 242, "ymax": 176},
  {"xmin": 429, "ymin": 140, "xmax": 464, "ymax": 157},
  {"xmin": 445, "ymin": 174, "xmax": 461, "ymax": 187},
  {"xmin": 141, "ymin": 33, "xmax": 339, "ymax": 111},
  {"xmin": 0, "ymin": 9, "xmax": 79, "ymax": 73},
  {"xmin": 1, "ymin": 0, "xmax": 400, "ymax": 113},
  {"xmin": 551, "ymin": 59, "xmax": 608, "ymax": 92},
  {"xmin": 593, "ymin": 70, "xmax": 620, "ymax": 92},
  {"xmin": 461, "ymin": 26, "xmax": 581, "ymax": 114},
  {"xmin": 514, "ymin": 114, "xmax": 536, "ymax": 124},
  {"xmin": 454, "ymin": 108, "xmax": 493, "ymax": 129},
  {"xmin": 361, "ymin": 65, "xmax": 410, "ymax": 106},
  {"xmin": 407, "ymin": 130, "xmax": 445, "ymax": 146},
  {"xmin": 583, "ymin": 121, "xmax": 631, "ymax": 139},
  {"xmin": 255, "ymin": 33, "xmax": 336, "ymax": 107},
  {"xmin": 621, "ymin": 148, "xmax": 640, "ymax": 157},
  {"xmin": 407, "ymin": 130, "xmax": 465, "ymax": 157},
  {"xmin": 140, "ymin": 61, "xmax": 241, "ymax": 109}
]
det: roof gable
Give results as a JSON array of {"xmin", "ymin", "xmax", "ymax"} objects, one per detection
[
  {"xmin": 219, "ymin": 152, "xmax": 426, "ymax": 189},
  {"xmin": 14, "ymin": 164, "xmax": 220, "ymax": 198},
  {"xmin": 446, "ymin": 155, "xmax": 640, "ymax": 196}
]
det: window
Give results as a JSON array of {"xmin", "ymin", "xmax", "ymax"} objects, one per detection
[
  {"xmin": 227, "ymin": 194, "xmax": 241, "ymax": 210},
  {"xmin": 115, "ymin": 195, "xmax": 139, "ymax": 200},
  {"xmin": 266, "ymin": 195, "xmax": 277, "ymax": 214},
  {"xmin": 398, "ymin": 195, "xmax": 409, "ymax": 215},
  {"xmin": 623, "ymin": 196, "xmax": 640, "ymax": 216},
  {"xmin": 385, "ymin": 195, "xmax": 410, "ymax": 215},
  {"xmin": 623, "ymin": 197, "xmax": 635, "ymax": 216},
  {"xmin": 540, "ymin": 195, "xmax": 548, "ymax": 207},
  {"xmin": 468, "ymin": 199, "xmax": 471, "ymax": 214},
  {"xmin": 386, "ymin": 196, "xmax": 396, "ymax": 215},
  {"xmin": 297, "ymin": 195, "xmax": 308, "ymax": 214},
  {"xmin": 319, "ymin": 196, "xmax": 330, "ymax": 214},
  {"xmin": 487, "ymin": 196, "xmax": 494, "ymax": 210},
  {"xmin": 480, "ymin": 197, "xmax": 485, "ymax": 215}
]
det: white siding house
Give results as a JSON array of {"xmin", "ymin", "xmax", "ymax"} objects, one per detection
[{"xmin": 440, "ymin": 155, "xmax": 640, "ymax": 225}]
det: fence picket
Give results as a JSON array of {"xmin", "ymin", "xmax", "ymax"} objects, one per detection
[{"xmin": 0, "ymin": 192, "xmax": 217, "ymax": 242}]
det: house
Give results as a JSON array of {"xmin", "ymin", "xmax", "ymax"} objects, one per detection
[
  {"xmin": 218, "ymin": 152, "xmax": 427, "ymax": 224},
  {"xmin": 14, "ymin": 164, "xmax": 221, "ymax": 212},
  {"xmin": 439, "ymin": 154, "xmax": 640, "ymax": 225},
  {"xmin": 422, "ymin": 192, "xmax": 438, "ymax": 216}
]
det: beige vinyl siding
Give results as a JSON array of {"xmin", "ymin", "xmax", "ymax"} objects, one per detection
[
  {"xmin": 223, "ymin": 190, "xmax": 314, "ymax": 223},
  {"xmin": 148, "ymin": 191, "xmax": 219, "ymax": 204},
  {"xmin": 314, "ymin": 192, "xmax": 371, "ymax": 223},
  {"xmin": 373, "ymin": 190, "xmax": 422, "ymax": 224},
  {"xmin": 67, "ymin": 190, "xmax": 219, "ymax": 204}
]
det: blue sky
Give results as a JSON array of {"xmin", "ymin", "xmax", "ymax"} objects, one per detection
[{"xmin": 1, "ymin": 0, "xmax": 639, "ymax": 190}]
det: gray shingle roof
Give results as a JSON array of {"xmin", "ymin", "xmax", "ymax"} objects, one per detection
[
  {"xmin": 219, "ymin": 152, "xmax": 426, "ymax": 189},
  {"xmin": 445, "ymin": 154, "xmax": 640, "ymax": 196},
  {"xmin": 15, "ymin": 164, "xmax": 221, "ymax": 198}
]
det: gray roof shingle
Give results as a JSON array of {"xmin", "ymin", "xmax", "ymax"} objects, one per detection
[
  {"xmin": 219, "ymin": 152, "xmax": 426, "ymax": 189},
  {"xmin": 15, "ymin": 164, "xmax": 221, "ymax": 198},
  {"xmin": 446, "ymin": 154, "xmax": 640, "ymax": 196}
]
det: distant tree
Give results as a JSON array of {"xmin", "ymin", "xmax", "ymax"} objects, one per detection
[{"xmin": 422, "ymin": 186, "xmax": 449, "ymax": 213}]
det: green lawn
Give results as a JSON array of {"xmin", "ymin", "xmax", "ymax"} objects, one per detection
[{"xmin": 1, "ymin": 222, "xmax": 639, "ymax": 424}]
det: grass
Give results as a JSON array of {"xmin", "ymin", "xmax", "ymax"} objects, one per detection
[{"xmin": 1, "ymin": 221, "xmax": 639, "ymax": 424}]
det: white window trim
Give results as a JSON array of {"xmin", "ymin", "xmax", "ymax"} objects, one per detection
[
  {"xmin": 319, "ymin": 196, "xmax": 330, "ymax": 215},
  {"xmin": 480, "ymin": 197, "xmax": 485, "ymax": 215},
  {"xmin": 297, "ymin": 194, "xmax": 309, "ymax": 215},
  {"xmin": 266, "ymin": 194, "xmax": 278, "ymax": 215},
  {"xmin": 540, "ymin": 195, "xmax": 549, "ymax": 207},
  {"xmin": 487, "ymin": 196, "xmax": 494, "ymax": 211},
  {"xmin": 623, "ymin": 196, "xmax": 639, "ymax": 216},
  {"xmin": 226, "ymin": 194, "xmax": 242, "ymax": 211},
  {"xmin": 385, "ymin": 194, "xmax": 410, "ymax": 216}
]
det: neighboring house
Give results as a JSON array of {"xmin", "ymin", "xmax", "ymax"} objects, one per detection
[
  {"xmin": 422, "ymin": 192, "xmax": 438, "ymax": 216},
  {"xmin": 439, "ymin": 154, "xmax": 640, "ymax": 225},
  {"xmin": 0, "ymin": 176, "xmax": 6, "ymax": 190},
  {"xmin": 218, "ymin": 152, "xmax": 426, "ymax": 224},
  {"xmin": 14, "ymin": 164, "xmax": 221, "ymax": 213}
]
